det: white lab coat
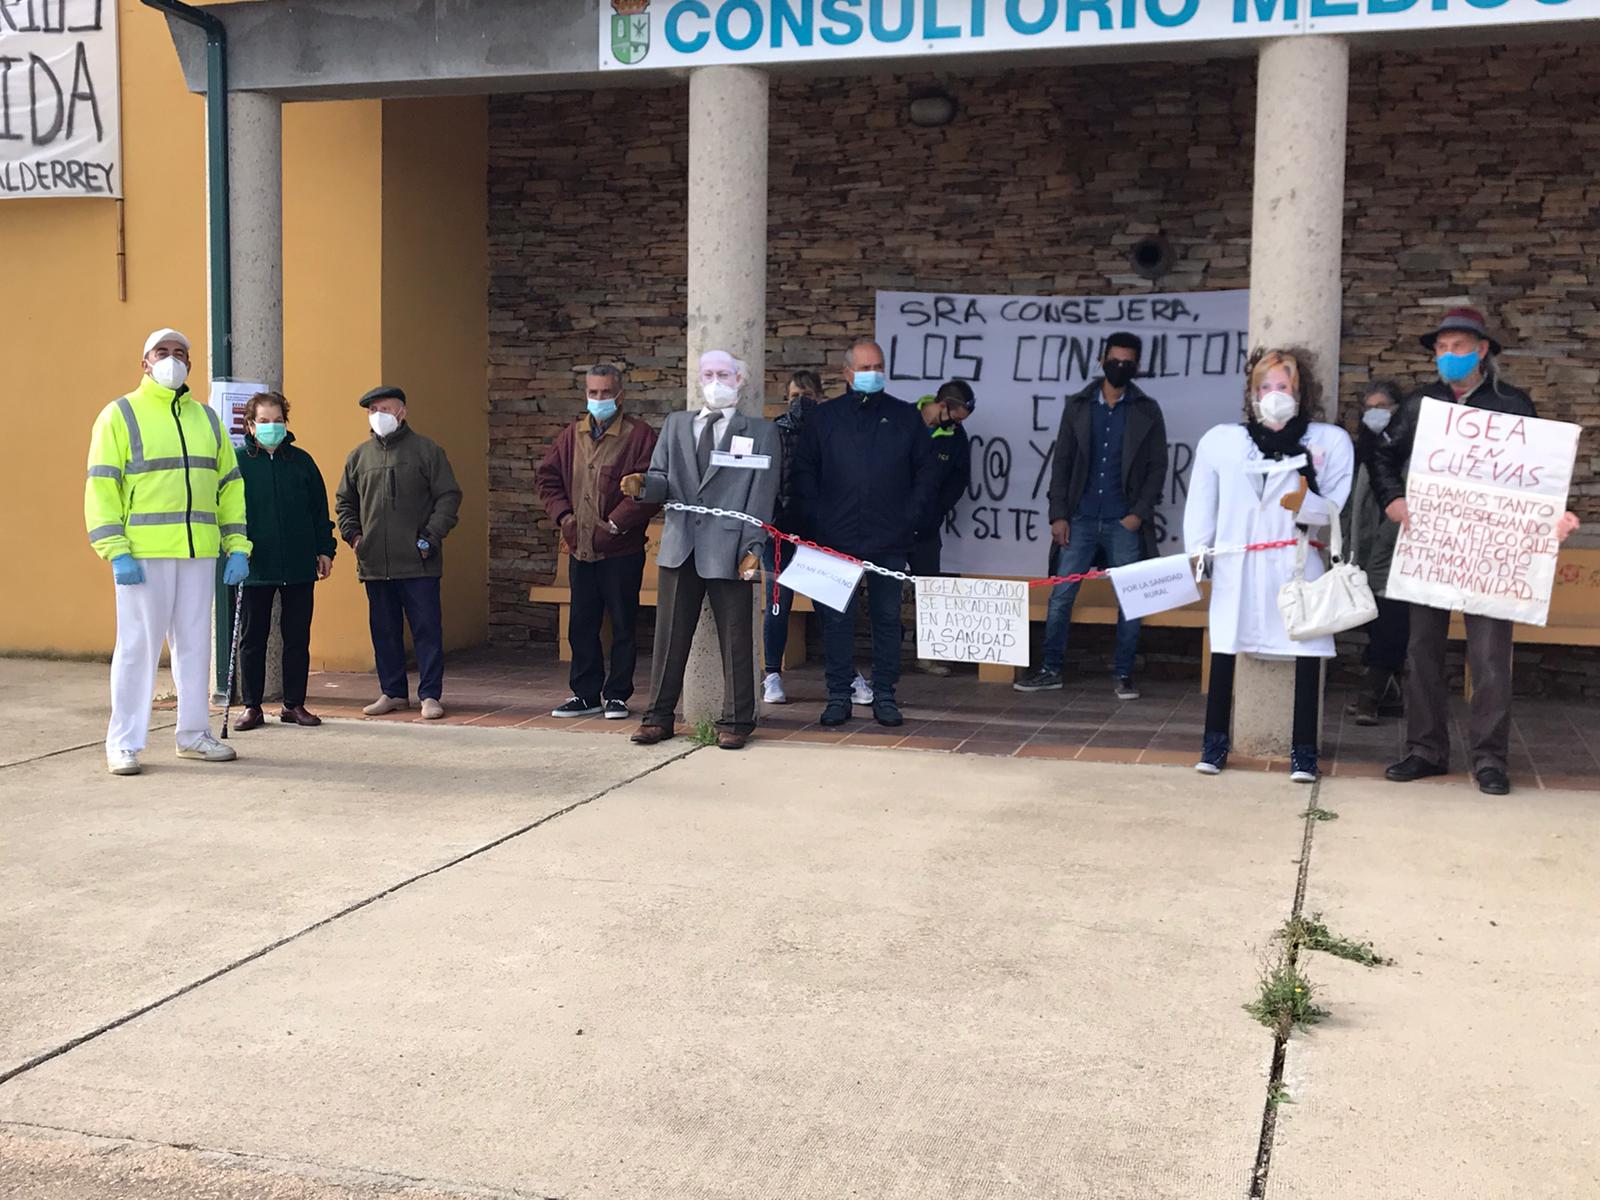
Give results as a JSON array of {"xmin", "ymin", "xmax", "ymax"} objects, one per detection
[{"xmin": 1184, "ymin": 422, "xmax": 1354, "ymax": 659}]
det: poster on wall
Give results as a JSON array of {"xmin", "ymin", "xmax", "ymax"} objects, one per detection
[
  {"xmin": 1386, "ymin": 398, "xmax": 1579, "ymax": 627},
  {"xmin": 875, "ymin": 287, "xmax": 1249, "ymax": 579},
  {"xmin": 0, "ymin": 0, "xmax": 122, "ymax": 198}
]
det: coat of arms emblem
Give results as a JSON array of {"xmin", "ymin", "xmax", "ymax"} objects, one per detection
[{"xmin": 610, "ymin": 0, "xmax": 650, "ymax": 65}]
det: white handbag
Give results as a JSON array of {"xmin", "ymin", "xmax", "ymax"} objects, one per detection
[{"xmin": 1277, "ymin": 508, "xmax": 1378, "ymax": 641}]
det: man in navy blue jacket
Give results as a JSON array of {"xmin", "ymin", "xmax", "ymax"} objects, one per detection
[{"xmin": 791, "ymin": 340, "xmax": 939, "ymax": 729}]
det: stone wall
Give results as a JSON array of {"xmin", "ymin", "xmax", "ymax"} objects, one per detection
[{"xmin": 487, "ymin": 45, "xmax": 1600, "ymax": 691}]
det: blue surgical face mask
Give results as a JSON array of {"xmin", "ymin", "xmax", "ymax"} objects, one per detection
[
  {"xmin": 253, "ymin": 422, "xmax": 286, "ymax": 448},
  {"xmin": 587, "ymin": 398, "xmax": 618, "ymax": 423},
  {"xmin": 853, "ymin": 370, "xmax": 886, "ymax": 394},
  {"xmin": 1437, "ymin": 351, "xmax": 1480, "ymax": 383}
]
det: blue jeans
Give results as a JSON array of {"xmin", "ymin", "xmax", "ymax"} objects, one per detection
[
  {"xmin": 761, "ymin": 540, "xmax": 796, "ymax": 675},
  {"xmin": 817, "ymin": 556, "xmax": 906, "ymax": 702},
  {"xmin": 1040, "ymin": 517, "xmax": 1142, "ymax": 677}
]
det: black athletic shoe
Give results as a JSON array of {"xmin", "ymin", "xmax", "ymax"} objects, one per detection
[
  {"xmin": 602, "ymin": 699, "xmax": 630, "ymax": 720},
  {"xmin": 552, "ymin": 696, "xmax": 602, "ymax": 718},
  {"xmin": 873, "ymin": 697, "xmax": 904, "ymax": 727},
  {"xmin": 1385, "ymin": 754, "xmax": 1448, "ymax": 783},
  {"xmin": 1114, "ymin": 674, "xmax": 1140, "ymax": 701},
  {"xmin": 1289, "ymin": 744, "xmax": 1319, "ymax": 784},
  {"xmin": 1476, "ymin": 766, "xmax": 1511, "ymax": 795},
  {"xmin": 819, "ymin": 698, "xmax": 852, "ymax": 727},
  {"xmin": 1013, "ymin": 669, "xmax": 1063, "ymax": 693}
]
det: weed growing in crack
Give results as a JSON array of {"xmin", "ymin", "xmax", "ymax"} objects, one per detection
[
  {"xmin": 1266, "ymin": 1080, "xmax": 1292, "ymax": 1107},
  {"xmin": 1282, "ymin": 912, "xmax": 1394, "ymax": 967},
  {"xmin": 1245, "ymin": 954, "xmax": 1329, "ymax": 1038},
  {"xmin": 690, "ymin": 718, "xmax": 719, "ymax": 747},
  {"xmin": 1300, "ymin": 807, "xmax": 1338, "ymax": 822}
]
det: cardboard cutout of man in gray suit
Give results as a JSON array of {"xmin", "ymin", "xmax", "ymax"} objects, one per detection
[{"xmin": 622, "ymin": 350, "xmax": 781, "ymax": 749}]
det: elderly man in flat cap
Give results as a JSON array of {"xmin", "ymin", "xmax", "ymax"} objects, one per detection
[{"xmin": 335, "ymin": 386, "xmax": 463, "ymax": 719}]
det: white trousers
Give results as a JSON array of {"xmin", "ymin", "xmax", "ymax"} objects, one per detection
[{"xmin": 107, "ymin": 558, "xmax": 216, "ymax": 754}]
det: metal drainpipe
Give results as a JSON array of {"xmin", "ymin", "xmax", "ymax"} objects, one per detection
[
  {"xmin": 141, "ymin": 0, "xmax": 231, "ymax": 379},
  {"xmin": 142, "ymin": 0, "xmax": 237, "ymax": 697}
]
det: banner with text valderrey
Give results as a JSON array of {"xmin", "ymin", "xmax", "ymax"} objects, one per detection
[
  {"xmin": 0, "ymin": 0, "xmax": 122, "ymax": 199},
  {"xmin": 599, "ymin": 0, "xmax": 1586, "ymax": 70},
  {"xmin": 875, "ymin": 288, "xmax": 1249, "ymax": 579}
]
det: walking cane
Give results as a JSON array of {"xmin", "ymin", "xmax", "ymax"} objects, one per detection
[{"xmin": 220, "ymin": 582, "xmax": 246, "ymax": 739}]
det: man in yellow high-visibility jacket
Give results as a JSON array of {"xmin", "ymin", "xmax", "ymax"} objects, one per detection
[{"xmin": 85, "ymin": 329, "xmax": 254, "ymax": 776}]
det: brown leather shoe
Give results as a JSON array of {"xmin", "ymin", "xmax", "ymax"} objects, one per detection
[
  {"xmin": 233, "ymin": 707, "xmax": 265, "ymax": 731},
  {"xmin": 631, "ymin": 724, "xmax": 674, "ymax": 745},
  {"xmin": 716, "ymin": 731, "xmax": 749, "ymax": 750},
  {"xmin": 279, "ymin": 705, "xmax": 322, "ymax": 727}
]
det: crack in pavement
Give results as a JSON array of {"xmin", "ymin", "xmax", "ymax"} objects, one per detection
[
  {"xmin": 0, "ymin": 1118, "xmax": 566, "ymax": 1199},
  {"xmin": 0, "ymin": 743, "xmax": 701, "ymax": 1089},
  {"xmin": 1246, "ymin": 777, "xmax": 1325, "ymax": 1199},
  {"xmin": 0, "ymin": 720, "xmax": 178, "ymax": 772}
]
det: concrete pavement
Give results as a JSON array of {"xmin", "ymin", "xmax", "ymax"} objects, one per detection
[{"xmin": 1, "ymin": 656, "xmax": 1595, "ymax": 1198}]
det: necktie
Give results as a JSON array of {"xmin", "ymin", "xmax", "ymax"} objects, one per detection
[{"xmin": 697, "ymin": 411, "xmax": 722, "ymax": 478}]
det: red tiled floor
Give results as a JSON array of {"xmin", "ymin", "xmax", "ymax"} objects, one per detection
[{"xmin": 282, "ymin": 646, "xmax": 1599, "ymax": 791}]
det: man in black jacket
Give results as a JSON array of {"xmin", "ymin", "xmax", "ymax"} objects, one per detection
[
  {"xmin": 909, "ymin": 381, "xmax": 975, "ymax": 677},
  {"xmin": 1015, "ymin": 333, "xmax": 1168, "ymax": 699},
  {"xmin": 791, "ymin": 340, "xmax": 939, "ymax": 729},
  {"xmin": 1375, "ymin": 307, "xmax": 1580, "ymax": 796}
]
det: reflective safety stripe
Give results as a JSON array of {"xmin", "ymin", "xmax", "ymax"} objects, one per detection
[
  {"xmin": 87, "ymin": 464, "xmax": 123, "ymax": 480},
  {"xmin": 219, "ymin": 467, "xmax": 242, "ymax": 485},
  {"xmin": 115, "ymin": 397, "xmax": 145, "ymax": 465},
  {"xmin": 88, "ymin": 524, "xmax": 127, "ymax": 542},
  {"xmin": 202, "ymin": 403, "xmax": 223, "ymax": 448},
  {"xmin": 128, "ymin": 510, "xmax": 218, "ymax": 526},
  {"xmin": 220, "ymin": 524, "xmax": 248, "ymax": 537},
  {"xmin": 125, "ymin": 455, "xmax": 219, "ymax": 475}
]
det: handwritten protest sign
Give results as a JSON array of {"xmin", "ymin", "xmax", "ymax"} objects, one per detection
[
  {"xmin": 1387, "ymin": 398, "xmax": 1579, "ymax": 626},
  {"xmin": 914, "ymin": 576, "xmax": 1029, "ymax": 666},
  {"xmin": 777, "ymin": 544, "xmax": 864, "ymax": 613},
  {"xmin": 1106, "ymin": 553, "xmax": 1203, "ymax": 621},
  {"xmin": 876, "ymin": 289, "xmax": 1248, "ymax": 577},
  {"xmin": 0, "ymin": 0, "xmax": 122, "ymax": 199}
]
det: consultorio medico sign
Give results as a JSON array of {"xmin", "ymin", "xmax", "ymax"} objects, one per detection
[{"xmin": 599, "ymin": 0, "xmax": 1585, "ymax": 68}]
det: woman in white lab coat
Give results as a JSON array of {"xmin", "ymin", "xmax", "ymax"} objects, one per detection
[{"xmin": 1184, "ymin": 347, "xmax": 1354, "ymax": 781}]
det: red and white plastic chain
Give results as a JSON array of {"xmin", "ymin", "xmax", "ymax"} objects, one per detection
[{"xmin": 658, "ymin": 503, "xmax": 1323, "ymax": 612}]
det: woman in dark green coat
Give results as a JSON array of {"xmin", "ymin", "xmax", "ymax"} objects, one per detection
[{"xmin": 234, "ymin": 392, "xmax": 337, "ymax": 729}]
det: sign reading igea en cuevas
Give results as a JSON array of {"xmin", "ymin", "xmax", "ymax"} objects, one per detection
[
  {"xmin": 0, "ymin": 0, "xmax": 121, "ymax": 199},
  {"xmin": 600, "ymin": 0, "xmax": 1582, "ymax": 68}
]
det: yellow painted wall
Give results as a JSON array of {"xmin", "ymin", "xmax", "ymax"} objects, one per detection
[
  {"xmin": 379, "ymin": 96, "xmax": 491, "ymax": 659},
  {"xmin": 1, "ymin": 1, "xmax": 490, "ymax": 675}
]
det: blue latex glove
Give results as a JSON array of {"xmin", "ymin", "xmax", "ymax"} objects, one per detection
[
  {"xmin": 222, "ymin": 551, "xmax": 250, "ymax": 586},
  {"xmin": 111, "ymin": 554, "xmax": 145, "ymax": 586}
]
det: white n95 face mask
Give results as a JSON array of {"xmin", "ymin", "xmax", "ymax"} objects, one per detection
[
  {"xmin": 1361, "ymin": 408, "xmax": 1392, "ymax": 434},
  {"xmin": 701, "ymin": 380, "xmax": 739, "ymax": 410},
  {"xmin": 150, "ymin": 357, "xmax": 188, "ymax": 390},
  {"xmin": 369, "ymin": 411, "xmax": 401, "ymax": 438},
  {"xmin": 1255, "ymin": 390, "xmax": 1298, "ymax": 431}
]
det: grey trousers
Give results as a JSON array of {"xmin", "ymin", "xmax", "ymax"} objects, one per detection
[
  {"xmin": 643, "ymin": 562, "xmax": 756, "ymax": 735},
  {"xmin": 1405, "ymin": 604, "xmax": 1513, "ymax": 773}
]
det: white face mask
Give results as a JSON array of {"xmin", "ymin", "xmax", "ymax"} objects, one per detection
[
  {"xmin": 369, "ymin": 411, "xmax": 401, "ymax": 438},
  {"xmin": 1361, "ymin": 408, "xmax": 1392, "ymax": 434},
  {"xmin": 701, "ymin": 380, "xmax": 739, "ymax": 411},
  {"xmin": 1255, "ymin": 389, "xmax": 1298, "ymax": 431},
  {"xmin": 149, "ymin": 357, "xmax": 188, "ymax": 391}
]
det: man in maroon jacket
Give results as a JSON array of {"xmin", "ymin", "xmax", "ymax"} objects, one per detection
[{"xmin": 536, "ymin": 364, "xmax": 660, "ymax": 719}]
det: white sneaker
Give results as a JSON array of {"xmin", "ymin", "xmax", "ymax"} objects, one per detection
[
  {"xmin": 176, "ymin": 733, "xmax": 237, "ymax": 762},
  {"xmin": 420, "ymin": 698, "xmax": 445, "ymax": 720},
  {"xmin": 850, "ymin": 673, "xmax": 875, "ymax": 706},
  {"xmin": 762, "ymin": 672, "xmax": 787, "ymax": 704},
  {"xmin": 107, "ymin": 751, "xmax": 141, "ymax": 776}
]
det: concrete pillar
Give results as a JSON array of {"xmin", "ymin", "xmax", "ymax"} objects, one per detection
[
  {"xmin": 1235, "ymin": 35, "xmax": 1349, "ymax": 757},
  {"xmin": 681, "ymin": 65, "xmax": 769, "ymax": 727},
  {"xmin": 212, "ymin": 92, "xmax": 286, "ymax": 705}
]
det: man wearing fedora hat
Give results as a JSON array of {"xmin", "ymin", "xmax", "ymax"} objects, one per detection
[
  {"xmin": 335, "ymin": 386, "xmax": 463, "ymax": 720},
  {"xmin": 1373, "ymin": 307, "xmax": 1580, "ymax": 795}
]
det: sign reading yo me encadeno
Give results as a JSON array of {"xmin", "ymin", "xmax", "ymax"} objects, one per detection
[
  {"xmin": 0, "ymin": 0, "xmax": 122, "ymax": 198},
  {"xmin": 599, "ymin": 0, "xmax": 1584, "ymax": 70}
]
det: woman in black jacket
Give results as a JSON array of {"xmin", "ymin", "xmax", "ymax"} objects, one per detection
[{"xmin": 233, "ymin": 391, "xmax": 337, "ymax": 729}]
